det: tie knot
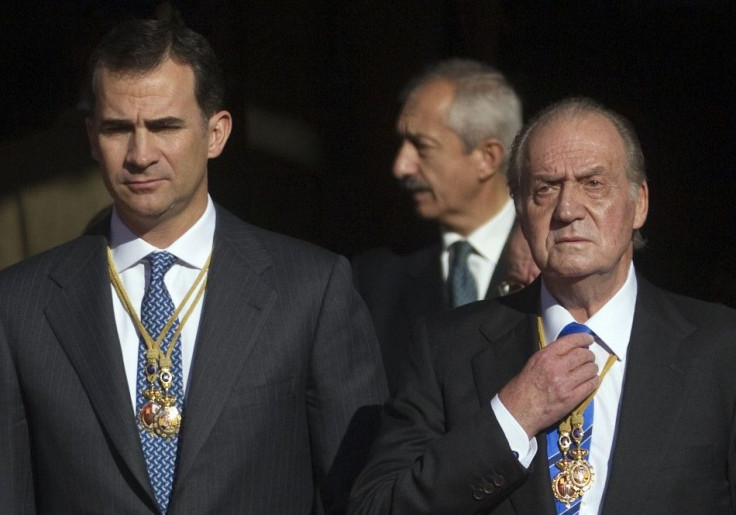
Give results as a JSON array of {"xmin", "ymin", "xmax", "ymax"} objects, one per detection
[
  {"xmin": 146, "ymin": 251, "xmax": 177, "ymax": 282},
  {"xmin": 450, "ymin": 240, "xmax": 474, "ymax": 262},
  {"xmin": 558, "ymin": 321, "xmax": 594, "ymax": 338}
]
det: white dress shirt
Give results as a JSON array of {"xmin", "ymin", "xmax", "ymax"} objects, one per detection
[
  {"xmin": 109, "ymin": 197, "xmax": 216, "ymax": 412},
  {"xmin": 441, "ymin": 199, "xmax": 516, "ymax": 299},
  {"xmin": 492, "ymin": 263, "xmax": 638, "ymax": 514}
]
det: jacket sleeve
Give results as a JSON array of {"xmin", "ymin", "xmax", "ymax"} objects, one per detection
[
  {"xmin": 307, "ymin": 255, "xmax": 389, "ymax": 513},
  {"xmin": 348, "ymin": 318, "xmax": 530, "ymax": 514},
  {"xmin": 0, "ymin": 318, "xmax": 36, "ymax": 513}
]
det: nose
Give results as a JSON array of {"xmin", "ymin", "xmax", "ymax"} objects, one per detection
[
  {"xmin": 553, "ymin": 183, "xmax": 586, "ymax": 223},
  {"xmin": 392, "ymin": 141, "xmax": 418, "ymax": 180},
  {"xmin": 124, "ymin": 130, "xmax": 157, "ymax": 172}
]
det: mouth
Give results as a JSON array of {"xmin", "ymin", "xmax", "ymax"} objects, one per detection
[
  {"xmin": 124, "ymin": 178, "xmax": 165, "ymax": 193},
  {"xmin": 555, "ymin": 236, "xmax": 589, "ymax": 245}
]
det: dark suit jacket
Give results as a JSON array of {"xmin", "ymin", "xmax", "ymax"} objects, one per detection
[
  {"xmin": 352, "ymin": 241, "xmax": 509, "ymax": 394},
  {"xmin": 0, "ymin": 206, "xmax": 388, "ymax": 514},
  {"xmin": 349, "ymin": 277, "xmax": 736, "ymax": 514}
]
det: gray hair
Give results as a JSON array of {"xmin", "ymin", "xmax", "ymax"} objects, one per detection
[
  {"xmin": 507, "ymin": 96, "xmax": 647, "ymax": 249},
  {"xmin": 404, "ymin": 59, "xmax": 522, "ymax": 169}
]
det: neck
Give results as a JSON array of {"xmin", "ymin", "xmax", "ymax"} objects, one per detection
[
  {"xmin": 445, "ymin": 185, "xmax": 510, "ymax": 237},
  {"xmin": 544, "ymin": 262, "xmax": 632, "ymax": 322},
  {"xmin": 117, "ymin": 200, "xmax": 207, "ymax": 249}
]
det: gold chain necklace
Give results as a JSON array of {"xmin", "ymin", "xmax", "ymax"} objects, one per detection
[
  {"xmin": 537, "ymin": 316, "xmax": 616, "ymax": 508},
  {"xmin": 107, "ymin": 247, "xmax": 211, "ymax": 439}
]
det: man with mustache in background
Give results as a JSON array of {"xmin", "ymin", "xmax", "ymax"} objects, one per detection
[{"xmin": 352, "ymin": 59, "xmax": 525, "ymax": 394}]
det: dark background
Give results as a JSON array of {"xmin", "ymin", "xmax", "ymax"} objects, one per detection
[{"xmin": 2, "ymin": 0, "xmax": 735, "ymax": 306}]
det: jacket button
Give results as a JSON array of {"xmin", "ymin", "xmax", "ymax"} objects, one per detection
[
  {"xmin": 491, "ymin": 473, "xmax": 506, "ymax": 487},
  {"xmin": 480, "ymin": 480, "xmax": 495, "ymax": 495},
  {"xmin": 472, "ymin": 485, "xmax": 484, "ymax": 500}
]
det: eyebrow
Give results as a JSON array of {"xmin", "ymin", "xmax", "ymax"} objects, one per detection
[
  {"xmin": 531, "ymin": 165, "xmax": 608, "ymax": 182},
  {"xmin": 399, "ymin": 129, "xmax": 438, "ymax": 148}
]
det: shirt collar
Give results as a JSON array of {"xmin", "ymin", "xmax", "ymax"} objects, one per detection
[
  {"xmin": 109, "ymin": 196, "xmax": 216, "ymax": 272},
  {"xmin": 540, "ymin": 263, "xmax": 638, "ymax": 361},
  {"xmin": 442, "ymin": 198, "xmax": 516, "ymax": 263}
]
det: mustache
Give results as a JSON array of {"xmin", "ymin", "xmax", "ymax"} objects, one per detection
[{"xmin": 399, "ymin": 176, "xmax": 431, "ymax": 192}]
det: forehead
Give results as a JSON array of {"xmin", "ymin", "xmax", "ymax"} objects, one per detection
[
  {"xmin": 526, "ymin": 112, "xmax": 626, "ymax": 176},
  {"xmin": 398, "ymin": 79, "xmax": 455, "ymax": 130},
  {"xmin": 95, "ymin": 59, "xmax": 198, "ymax": 115}
]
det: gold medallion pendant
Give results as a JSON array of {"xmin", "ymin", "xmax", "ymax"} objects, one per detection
[
  {"xmin": 138, "ymin": 389, "xmax": 182, "ymax": 439},
  {"xmin": 137, "ymin": 366, "xmax": 182, "ymax": 439},
  {"xmin": 550, "ymin": 424, "xmax": 596, "ymax": 507},
  {"xmin": 552, "ymin": 464, "xmax": 577, "ymax": 506},
  {"xmin": 107, "ymin": 248, "xmax": 212, "ymax": 441}
]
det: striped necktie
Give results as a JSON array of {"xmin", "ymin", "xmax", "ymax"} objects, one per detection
[{"xmin": 547, "ymin": 322, "xmax": 594, "ymax": 515}]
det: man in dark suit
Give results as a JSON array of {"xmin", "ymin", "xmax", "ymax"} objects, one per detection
[
  {"xmin": 352, "ymin": 60, "xmax": 524, "ymax": 393},
  {"xmin": 0, "ymin": 20, "xmax": 387, "ymax": 514},
  {"xmin": 349, "ymin": 97, "xmax": 736, "ymax": 514}
]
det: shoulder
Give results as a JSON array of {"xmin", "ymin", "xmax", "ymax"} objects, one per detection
[
  {"xmin": 0, "ymin": 235, "xmax": 104, "ymax": 311},
  {"xmin": 638, "ymin": 276, "xmax": 736, "ymax": 331},
  {"xmin": 213, "ymin": 204, "xmax": 346, "ymax": 280},
  {"xmin": 0, "ymin": 235, "xmax": 102, "ymax": 284},
  {"xmin": 420, "ymin": 282, "xmax": 538, "ymax": 357}
]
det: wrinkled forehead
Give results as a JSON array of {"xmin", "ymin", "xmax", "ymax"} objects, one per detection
[{"xmin": 525, "ymin": 112, "xmax": 627, "ymax": 175}]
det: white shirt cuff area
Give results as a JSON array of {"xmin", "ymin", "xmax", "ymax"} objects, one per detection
[{"xmin": 490, "ymin": 394, "xmax": 538, "ymax": 468}]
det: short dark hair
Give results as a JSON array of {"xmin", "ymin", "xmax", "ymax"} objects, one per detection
[
  {"xmin": 508, "ymin": 96, "xmax": 648, "ymax": 249},
  {"xmin": 87, "ymin": 19, "xmax": 224, "ymax": 120}
]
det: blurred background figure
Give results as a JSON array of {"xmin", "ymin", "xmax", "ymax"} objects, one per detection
[{"xmin": 352, "ymin": 59, "xmax": 524, "ymax": 393}]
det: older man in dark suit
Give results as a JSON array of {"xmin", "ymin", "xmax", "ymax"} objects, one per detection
[
  {"xmin": 349, "ymin": 97, "xmax": 736, "ymax": 514},
  {"xmin": 0, "ymin": 20, "xmax": 386, "ymax": 514}
]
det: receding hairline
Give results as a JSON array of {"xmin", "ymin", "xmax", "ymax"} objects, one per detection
[{"xmin": 526, "ymin": 109, "xmax": 628, "ymax": 158}]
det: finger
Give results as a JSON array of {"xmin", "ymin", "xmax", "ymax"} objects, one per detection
[
  {"xmin": 551, "ymin": 332, "xmax": 595, "ymax": 353},
  {"xmin": 567, "ymin": 374, "xmax": 601, "ymax": 407},
  {"xmin": 566, "ymin": 361, "xmax": 599, "ymax": 387},
  {"xmin": 563, "ymin": 347, "xmax": 597, "ymax": 372}
]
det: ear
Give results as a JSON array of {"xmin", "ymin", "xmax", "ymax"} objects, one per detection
[
  {"xmin": 474, "ymin": 139, "xmax": 505, "ymax": 181},
  {"xmin": 85, "ymin": 116, "xmax": 101, "ymax": 162},
  {"xmin": 207, "ymin": 110, "xmax": 232, "ymax": 158},
  {"xmin": 632, "ymin": 180, "xmax": 649, "ymax": 230}
]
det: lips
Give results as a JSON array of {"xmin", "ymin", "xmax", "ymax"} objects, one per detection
[
  {"xmin": 125, "ymin": 178, "xmax": 165, "ymax": 192},
  {"xmin": 555, "ymin": 236, "xmax": 589, "ymax": 244}
]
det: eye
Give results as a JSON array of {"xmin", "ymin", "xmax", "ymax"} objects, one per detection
[
  {"xmin": 149, "ymin": 123, "xmax": 183, "ymax": 133},
  {"xmin": 534, "ymin": 184, "xmax": 555, "ymax": 196},
  {"xmin": 583, "ymin": 178, "xmax": 606, "ymax": 191},
  {"xmin": 99, "ymin": 124, "xmax": 131, "ymax": 135},
  {"xmin": 415, "ymin": 143, "xmax": 430, "ymax": 157}
]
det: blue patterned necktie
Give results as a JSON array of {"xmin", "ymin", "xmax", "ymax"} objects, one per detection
[
  {"xmin": 137, "ymin": 251, "xmax": 182, "ymax": 514},
  {"xmin": 547, "ymin": 322, "xmax": 595, "ymax": 515},
  {"xmin": 448, "ymin": 240, "xmax": 477, "ymax": 308}
]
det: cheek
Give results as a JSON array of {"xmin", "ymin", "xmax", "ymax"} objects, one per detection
[{"xmin": 596, "ymin": 201, "xmax": 635, "ymax": 241}]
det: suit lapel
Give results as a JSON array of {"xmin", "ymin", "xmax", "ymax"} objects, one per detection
[
  {"xmin": 44, "ymin": 236, "xmax": 155, "ymax": 502},
  {"xmin": 601, "ymin": 278, "xmax": 695, "ymax": 512},
  {"xmin": 471, "ymin": 283, "xmax": 555, "ymax": 514},
  {"xmin": 174, "ymin": 209, "xmax": 277, "ymax": 486}
]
